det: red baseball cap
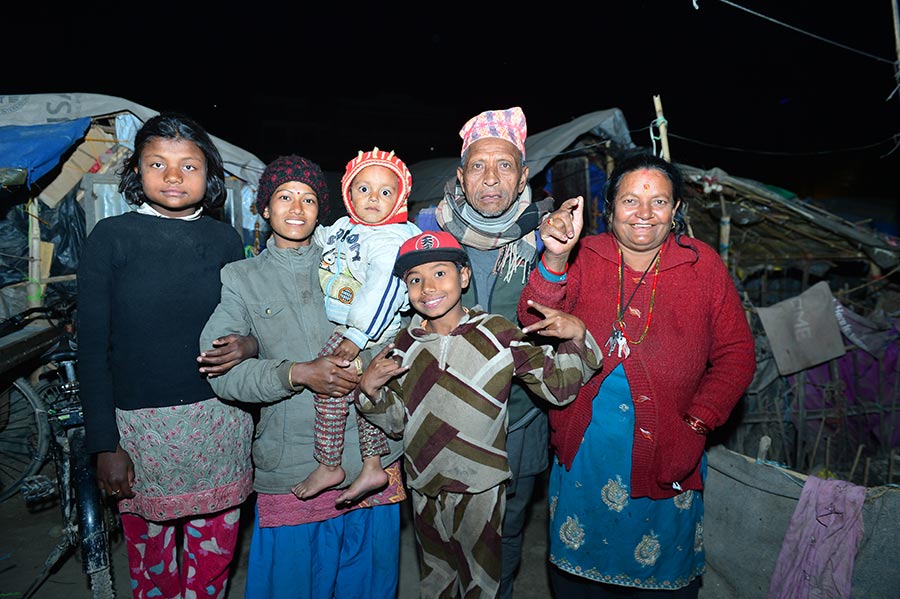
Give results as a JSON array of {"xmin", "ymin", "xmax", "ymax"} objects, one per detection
[{"xmin": 393, "ymin": 231, "xmax": 469, "ymax": 278}]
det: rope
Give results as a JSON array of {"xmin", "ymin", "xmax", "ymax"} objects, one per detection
[
  {"xmin": 834, "ymin": 263, "xmax": 900, "ymax": 297},
  {"xmin": 664, "ymin": 130, "xmax": 900, "ymax": 157},
  {"xmin": 649, "ymin": 117, "xmax": 668, "ymax": 159},
  {"xmin": 706, "ymin": 0, "xmax": 896, "ymax": 65}
]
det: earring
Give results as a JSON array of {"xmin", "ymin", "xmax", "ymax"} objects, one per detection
[{"xmin": 671, "ymin": 220, "xmax": 676, "ymax": 230}]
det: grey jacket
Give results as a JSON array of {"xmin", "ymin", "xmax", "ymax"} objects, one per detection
[{"xmin": 200, "ymin": 237, "xmax": 403, "ymax": 494}]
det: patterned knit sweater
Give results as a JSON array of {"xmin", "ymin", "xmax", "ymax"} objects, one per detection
[
  {"xmin": 356, "ymin": 309, "xmax": 602, "ymax": 497},
  {"xmin": 518, "ymin": 233, "xmax": 756, "ymax": 499}
]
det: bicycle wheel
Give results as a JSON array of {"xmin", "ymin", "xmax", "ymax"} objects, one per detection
[
  {"xmin": 0, "ymin": 377, "xmax": 50, "ymax": 502},
  {"xmin": 69, "ymin": 426, "xmax": 116, "ymax": 599},
  {"xmin": 88, "ymin": 569, "xmax": 115, "ymax": 599}
]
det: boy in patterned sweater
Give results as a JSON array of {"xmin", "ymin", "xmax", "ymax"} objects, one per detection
[{"xmin": 356, "ymin": 231, "xmax": 602, "ymax": 599}]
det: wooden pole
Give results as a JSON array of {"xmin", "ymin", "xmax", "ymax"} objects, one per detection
[
  {"xmin": 653, "ymin": 95, "xmax": 671, "ymax": 162},
  {"xmin": 863, "ymin": 457, "xmax": 871, "ymax": 487}
]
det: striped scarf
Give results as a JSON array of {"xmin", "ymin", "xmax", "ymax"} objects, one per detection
[{"xmin": 435, "ymin": 179, "xmax": 554, "ymax": 283}]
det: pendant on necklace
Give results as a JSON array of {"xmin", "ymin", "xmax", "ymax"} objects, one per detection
[{"xmin": 605, "ymin": 326, "xmax": 631, "ymax": 359}]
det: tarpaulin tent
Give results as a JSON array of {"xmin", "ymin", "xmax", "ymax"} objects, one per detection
[
  {"xmin": 0, "ymin": 118, "xmax": 91, "ymax": 189},
  {"xmin": 0, "ymin": 94, "xmax": 265, "ymax": 189}
]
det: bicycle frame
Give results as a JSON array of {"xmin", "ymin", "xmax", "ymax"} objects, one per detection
[
  {"xmin": 21, "ymin": 322, "xmax": 116, "ymax": 599},
  {"xmin": 52, "ymin": 415, "xmax": 112, "ymax": 578}
]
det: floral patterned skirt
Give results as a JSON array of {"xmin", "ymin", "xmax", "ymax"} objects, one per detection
[
  {"xmin": 548, "ymin": 364, "xmax": 706, "ymax": 590},
  {"xmin": 115, "ymin": 398, "xmax": 254, "ymax": 521}
]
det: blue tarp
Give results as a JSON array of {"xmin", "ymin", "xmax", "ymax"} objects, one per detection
[{"xmin": 0, "ymin": 118, "xmax": 91, "ymax": 188}]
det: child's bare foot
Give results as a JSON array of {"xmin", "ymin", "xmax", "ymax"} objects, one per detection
[
  {"xmin": 292, "ymin": 464, "xmax": 345, "ymax": 500},
  {"xmin": 335, "ymin": 457, "xmax": 389, "ymax": 505}
]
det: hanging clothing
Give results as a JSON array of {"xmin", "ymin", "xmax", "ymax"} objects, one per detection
[{"xmin": 769, "ymin": 475, "xmax": 866, "ymax": 599}]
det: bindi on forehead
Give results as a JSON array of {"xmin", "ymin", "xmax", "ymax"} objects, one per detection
[{"xmin": 628, "ymin": 169, "xmax": 668, "ymax": 191}]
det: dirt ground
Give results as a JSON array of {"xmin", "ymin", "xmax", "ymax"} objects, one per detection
[{"xmin": 0, "ymin": 482, "xmax": 554, "ymax": 599}]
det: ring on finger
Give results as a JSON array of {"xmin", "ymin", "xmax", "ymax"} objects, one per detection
[{"xmin": 110, "ymin": 489, "xmax": 120, "ymax": 495}]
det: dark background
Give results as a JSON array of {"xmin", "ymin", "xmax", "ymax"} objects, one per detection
[{"xmin": 7, "ymin": 1, "xmax": 900, "ymax": 202}]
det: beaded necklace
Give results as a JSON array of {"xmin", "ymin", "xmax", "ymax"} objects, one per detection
[{"xmin": 605, "ymin": 245, "xmax": 662, "ymax": 358}]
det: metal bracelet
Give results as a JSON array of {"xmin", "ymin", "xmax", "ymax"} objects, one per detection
[{"xmin": 683, "ymin": 413, "xmax": 711, "ymax": 435}]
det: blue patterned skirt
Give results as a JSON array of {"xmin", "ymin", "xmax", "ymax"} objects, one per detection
[{"xmin": 547, "ymin": 364, "xmax": 706, "ymax": 590}]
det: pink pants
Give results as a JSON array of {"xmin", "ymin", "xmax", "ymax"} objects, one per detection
[{"xmin": 120, "ymin": 507, "xmax": 241, "ymax": 599}]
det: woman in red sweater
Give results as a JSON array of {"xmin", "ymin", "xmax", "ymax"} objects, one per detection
[{"xmin": 518, "ymin": 152, "xmax": 756, "ymax": 598}]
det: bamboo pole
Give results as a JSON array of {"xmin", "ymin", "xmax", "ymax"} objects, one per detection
[
  {"xmin": 890, "ymin": 448, "xmax": 896, "ymax": 484},
  {"xmin": 770, "ymin": 376, "xmax": 791, "ymax": 464},
  {"xmin": 26, "ymin": 198, "xmax": 43, "ymax": 309},
  {"xmin": 828, "ymin": 358, "xmax": 848, "ymax": 468},
  {"xmin": 757, "ymin": 435, "xmax": 772, "ymax": 463},
  {"xmin": 652, "ymin": 94, "xmax": 694, "ymax": 238},
  {"xmin": 892, "ymin": 354, "xmax": 899, "ymax": 456},
  {"xmin": 809, "ymin": 415, "xmax": 826, "ymax": 471},
  {"xmin": 718, "ymin": 196, "xmax": 731, "ymax": 265},
  {"xmin": 652, "ymin": 95, "xmax": 671, "ymax": 162},
  {"xmin": 796, "ymin": 372, "xmax": 807, "ymax": 469},
  {"xmin": 849, "ymin": 444, "xmax": 865, "ymax": 482}
]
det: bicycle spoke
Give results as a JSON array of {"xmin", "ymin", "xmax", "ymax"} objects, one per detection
[{"xmin": 0, "ymin": 380, "xmax": 50, "ymax": 501}]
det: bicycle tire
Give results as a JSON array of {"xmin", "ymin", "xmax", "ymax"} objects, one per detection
[
  {"xmin": 88, "ymin": 568, "xmax": 115, "ymax": 599},
  {"xmin": 35, "ymin": 377, "xmax": 65, "ymax": 400},
  {"xmin": 70, "ymin": 422, "xmax": 116, "ymax": 599},
  {"xmin": 0, "ymin": 377, "xmax": 50, "ymax": 502}
]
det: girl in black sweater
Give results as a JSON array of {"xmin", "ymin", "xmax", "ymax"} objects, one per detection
[{"xmin": 77, "ymin": 112, "xmax": 254, "ymax": 599}]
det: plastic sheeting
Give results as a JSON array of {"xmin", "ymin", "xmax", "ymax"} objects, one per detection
[
  {"xmin": 0, "ymin": 190, "xmax": 84, "ymax": 289},
  {"xmin": 0, "ymin": 118, "xmax": 91, "ymax": 188},
  {"xmin": 0, "ymin": 93, "xmax": 265, "ymax": 188}
]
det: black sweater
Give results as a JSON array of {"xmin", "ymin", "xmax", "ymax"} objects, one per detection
[{"xmin": 76, "ymin": 212, "xmax": 244, "ymax": 453}]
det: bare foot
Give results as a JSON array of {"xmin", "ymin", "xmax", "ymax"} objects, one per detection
[
  {"xmin": 292, "ymin": 464, "xmax": 345, "ymax": 500},
  {"xmin": 335, "ymin": 457, "xmax": 389, "ymax": 505}
]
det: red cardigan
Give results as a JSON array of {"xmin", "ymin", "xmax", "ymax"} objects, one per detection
[{"xmin": 519, "ymin": 233, "xmax": 756, "ymax": 499}]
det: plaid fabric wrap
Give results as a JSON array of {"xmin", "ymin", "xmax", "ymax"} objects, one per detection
[{"xmin": 435, "ymin": 181, "xmax": 553, "ymax": 284}]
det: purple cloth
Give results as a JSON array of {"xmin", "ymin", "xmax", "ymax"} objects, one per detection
[
  {"xmin": 769, "ymin": 475, "xmax": 866, "ymax": 598},
  {"xmin": 793, "ymin": 339, "xmax": 900, "ymax": 450}
]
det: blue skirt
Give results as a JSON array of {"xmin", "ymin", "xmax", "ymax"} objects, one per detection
[
  {"xmin": 548, "ymin": 364, "xmax": 706, "ymax": 590},
  {"xmin": 244, "ymin": 502, "xmax": 400, "ymax": 599}
]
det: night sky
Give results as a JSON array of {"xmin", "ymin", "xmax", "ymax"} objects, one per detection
[{"xmin": 7, "ymin": 1, "xmax": 900, "ymax": 201}]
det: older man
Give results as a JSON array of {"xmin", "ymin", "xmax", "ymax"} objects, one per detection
[{"xmin": 416, "ymin": 107, "xmax": 558, "ymax": 599}]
